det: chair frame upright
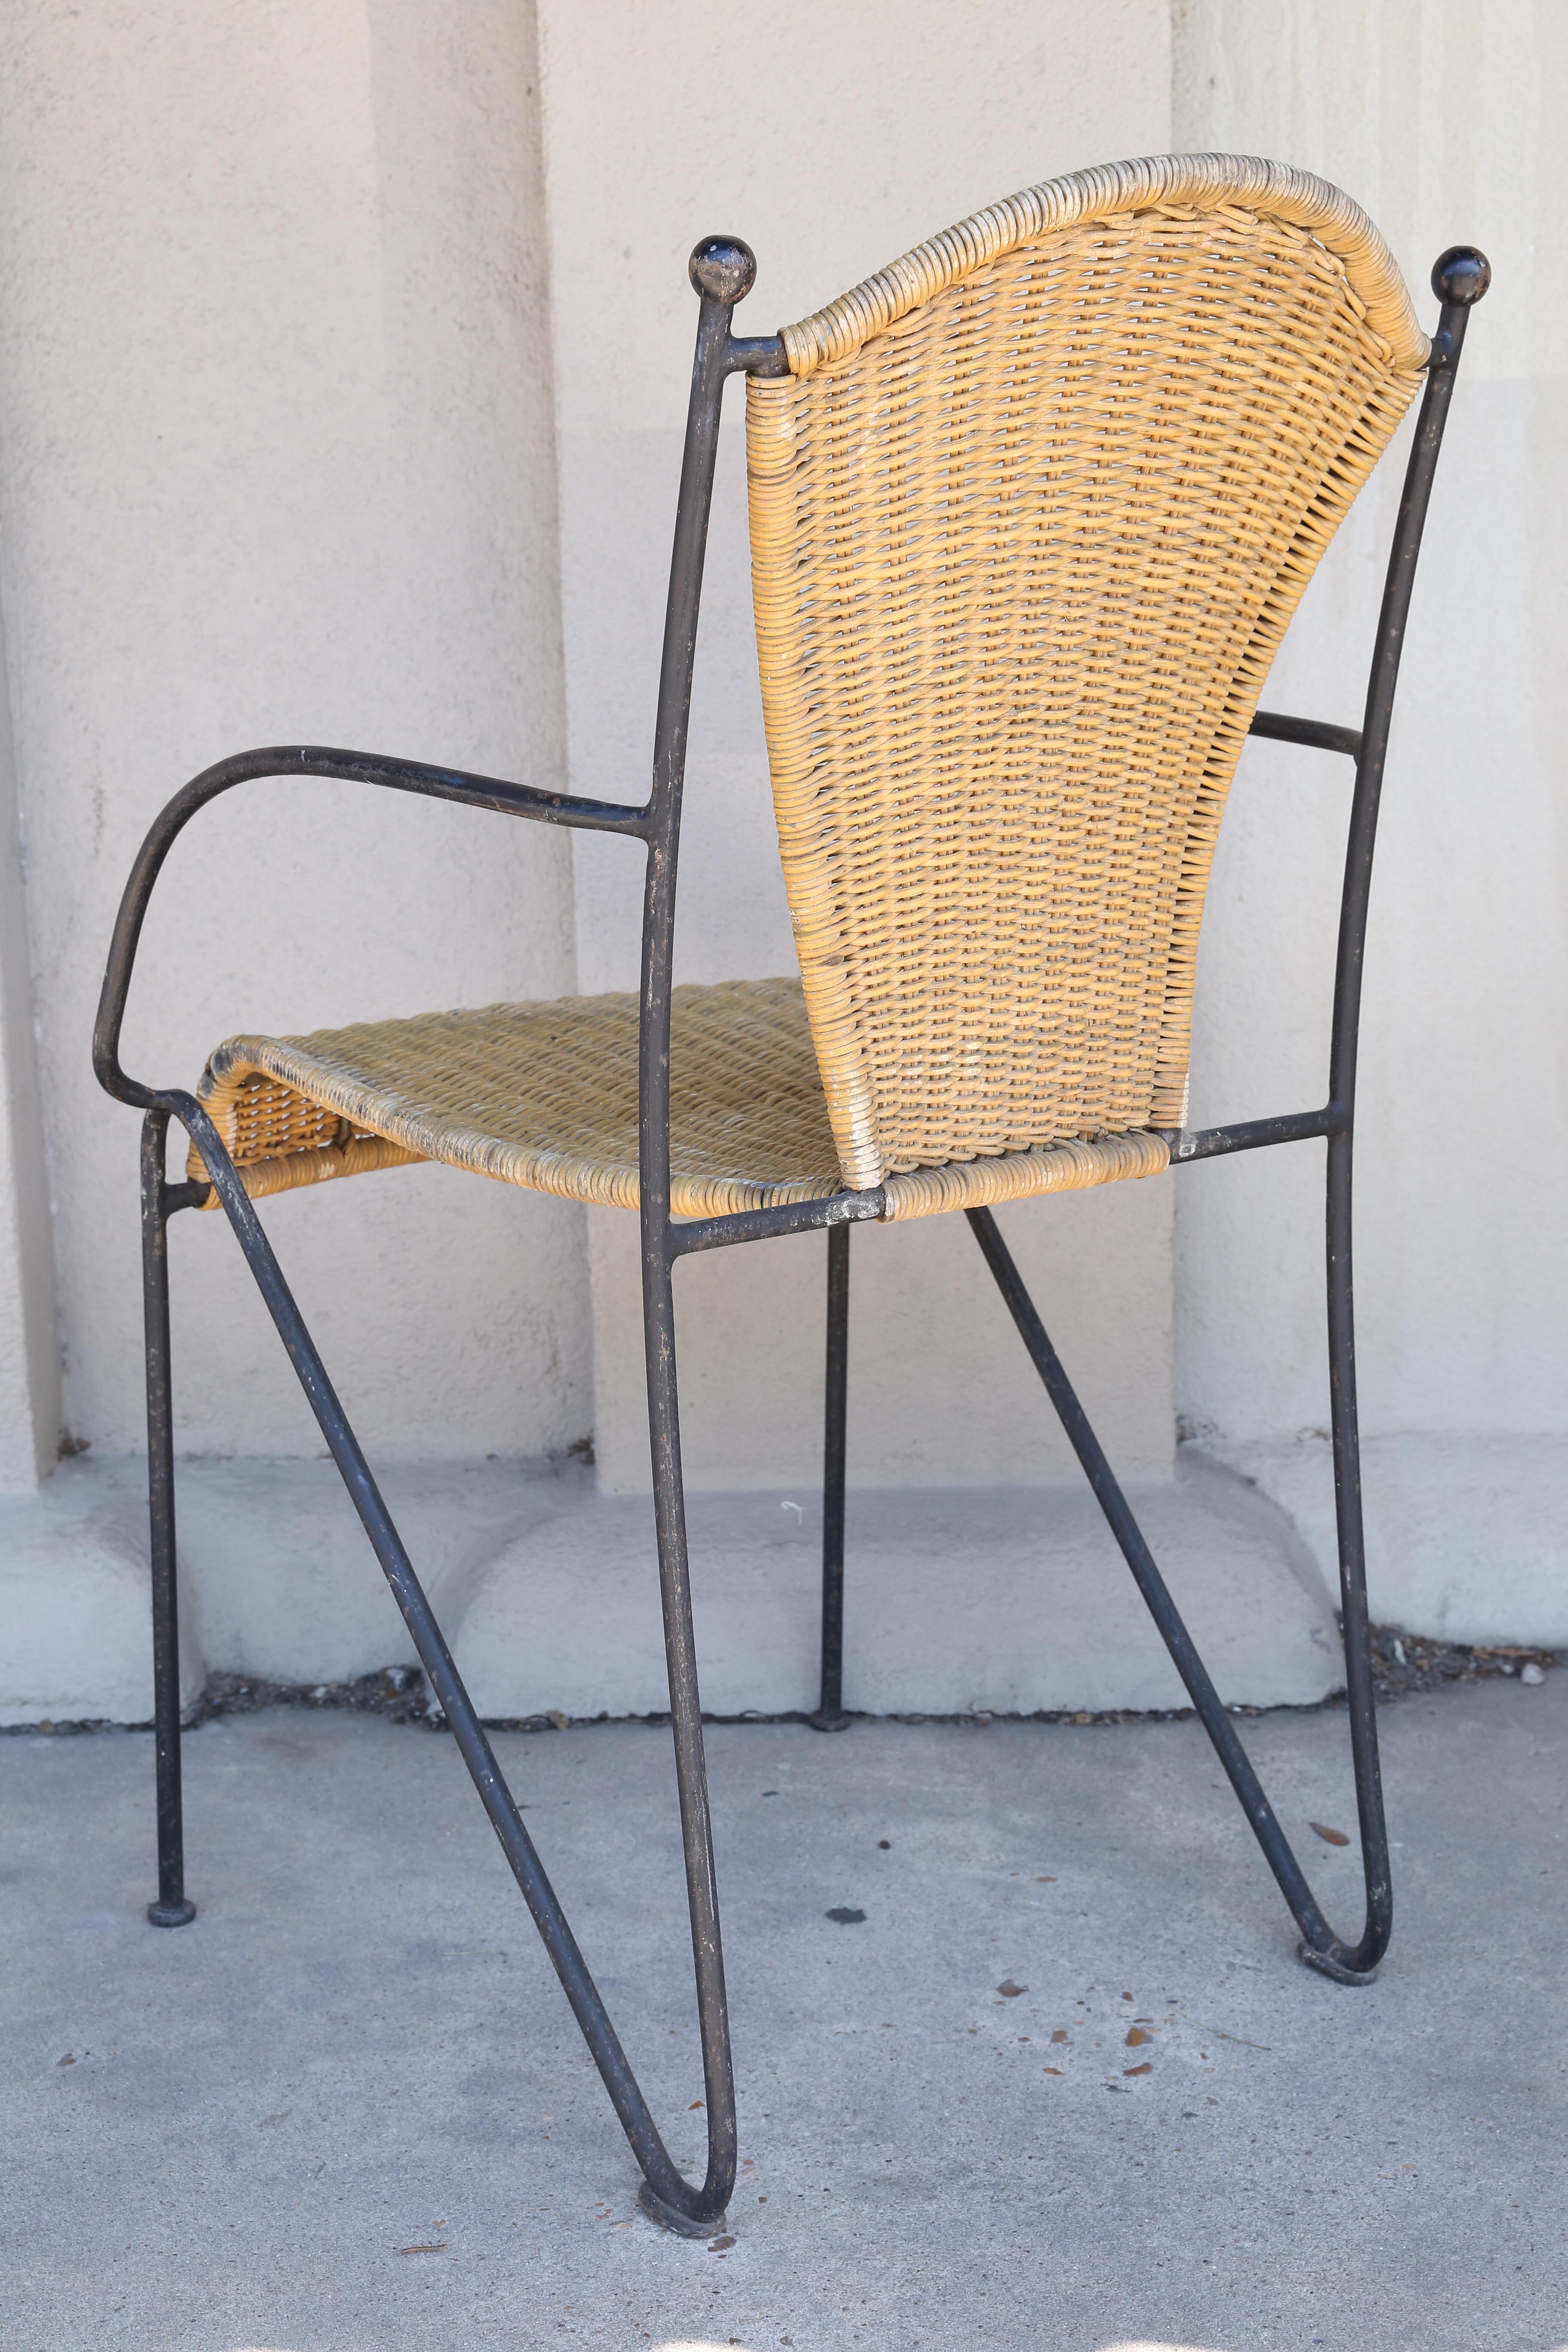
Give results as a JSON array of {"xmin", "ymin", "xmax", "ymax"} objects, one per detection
[{"xmin": 94, "ymin": 229, "xmax": 1488, "ymax": 2236}]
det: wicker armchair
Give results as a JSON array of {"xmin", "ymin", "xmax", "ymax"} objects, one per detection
[{"xmin": 95, "ymin": 153, "xmax": 1488, "ymax": 2234}]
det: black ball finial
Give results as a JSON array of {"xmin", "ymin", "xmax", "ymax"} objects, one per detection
[
  {"xmin": 689, "ymin": 235, "xmax": 756, "ymax": 307},
  {"xmin": 1431, "ymin": 245, "xmax": 1491, "ymax": 306}
]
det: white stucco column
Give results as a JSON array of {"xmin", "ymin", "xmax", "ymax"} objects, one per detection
[
  {"xmin": 0, "ymin": 0, "xmax": 588, "ymax": 1470},
  {"xmin": 536, "ymin": 0, "xmax": 1181, "ymax": 1496},
  {"xmin": 1173, "ymin": 0, "xmax": 1568, "ymax": 1641},
  {"xmin": 0, "ymin": 1, "xmax": 593, "ymax": 1720}
]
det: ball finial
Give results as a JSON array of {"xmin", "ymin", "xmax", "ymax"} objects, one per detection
[
  {"xmin": 1431, "ymin": 245, "xmax": 1491, "ymax": 306},
  {"xmin": 689, "ymin": 236, "xmax": 756, "ymax": 307}
]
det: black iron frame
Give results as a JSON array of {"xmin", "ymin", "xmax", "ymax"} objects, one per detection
[{"xmin": 93, "ymin": 235, "xmax": 1488, "ymax": 2234}]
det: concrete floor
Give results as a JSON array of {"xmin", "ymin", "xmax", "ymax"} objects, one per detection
[{"xmin": 6, "ymin": 1676, "xmax": 1565, "ymax": 2352}]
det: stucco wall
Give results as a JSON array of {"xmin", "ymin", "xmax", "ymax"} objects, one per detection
[{"xmin": 0, "ymin": 1, "xmax": 1561, "ymax": 1689}]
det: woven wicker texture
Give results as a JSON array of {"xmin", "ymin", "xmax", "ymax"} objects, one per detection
[
  {"xmin": 748, "ymin": 152, "xmax": 1426, "ymax": 1190},
  {"xmin": 187, "ymin": 977, "xmax": 1164, "ymax": 1219},
  {"xmin": 189, "ymin": 980, "xmax": 836, "ymax": 1215}
]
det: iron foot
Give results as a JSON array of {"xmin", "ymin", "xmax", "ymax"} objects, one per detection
[
  {"xmin": 1297, "ymin": 1938, "xmax": 1378, "ymax": 1987},
  {"xmin": 637, "ymin": 2178, "xmax": 729, "ymax": 2237},
  {"xmin": 806, "ymin": 1709, "xmax": 850, "ymax": 1733},
  {"xmin": 147, "ymin": 1898, "xmax": 196, "ymax": 1928}
]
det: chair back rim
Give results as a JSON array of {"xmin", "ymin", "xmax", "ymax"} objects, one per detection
[{"xmin": 777, "ymin": 150, "xmax": 1429, "ymax": 380}]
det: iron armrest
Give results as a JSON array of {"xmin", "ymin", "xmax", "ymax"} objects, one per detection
[{"xmin": 93, "ymin": 744, "xmax": 648, "ymax": 1112}]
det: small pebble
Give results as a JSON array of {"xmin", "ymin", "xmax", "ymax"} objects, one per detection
[{"xmin": 1521, "ymin": 1662, "xmax": 1547, "ymax": 1686}]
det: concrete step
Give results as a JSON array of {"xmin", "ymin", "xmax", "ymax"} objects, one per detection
[{"xmin": 0, "ymin": 1448, "xmax": 1340, "ymax": 1724}]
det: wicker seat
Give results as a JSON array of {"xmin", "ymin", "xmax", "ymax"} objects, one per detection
[
  {"xmin": 96, "ymin": 153, "xmax": 1489, "ymax": 2236},
  {"xmin": 187, "ymin": 980, "xmax": 839, "ymax": 1215},
  {"xmin": 188, "ymin": 978, "xmax": 1166, "ymax": 1217}
]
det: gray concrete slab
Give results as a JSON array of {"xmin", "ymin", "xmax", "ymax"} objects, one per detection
[{"xmin": 5, "ymin": 1675, "xmax": 1565, "ymax": 2352}]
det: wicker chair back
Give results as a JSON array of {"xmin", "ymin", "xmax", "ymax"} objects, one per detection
[{"xmin": 746, "ymin": 153, "xmax": 1429, "ymax": 1198}]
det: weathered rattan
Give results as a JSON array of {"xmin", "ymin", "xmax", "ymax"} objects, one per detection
[
  {"xmin": 189, "ymin": 153, "xmax": 1425, "ymax": 1222},
  {"xmin": 749, "ymin": 152, "xmax": 1427, "ymax": 1189},
  {"xmin": 186, "ymin": 976, "xmax": 1165, "ymax": 1218}
]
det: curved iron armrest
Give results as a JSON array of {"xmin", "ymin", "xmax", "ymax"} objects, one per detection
[{"xmin": 92, "ymin": 744, "xmax": 649, "ymax": 1115}]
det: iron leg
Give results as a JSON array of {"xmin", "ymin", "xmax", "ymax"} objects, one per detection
[
  {"xmin": 174, "ymin": 1090, "xmax": 734, "ymax": 2223},
  {"xmin": 967, "ymin": 1201, "xmax": 1384, "ymax": 1980},
  {"xmin": 638, "ymin": 1242, "xmax": 738, "ymax": 2233},
  {"xmin": 1304, "ymin": 1127, "xmax": 1391, "ymax": 1982},
  {"xmin": 810, "ymin": 1221, "xmax": 850, "ymax": 1731},
  {"xmin": 141, "ymin": 1110, "xmax": 195, "ymax": 1929}
]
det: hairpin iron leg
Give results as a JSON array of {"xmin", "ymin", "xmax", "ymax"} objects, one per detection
[
  {"xmin": 966, "ymin": 1201, "xmax": 1387, "ymax": 1984},
  {"xmin": 637, "ymin": 1240, "xmax": 738, "ymax": 2233}
]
